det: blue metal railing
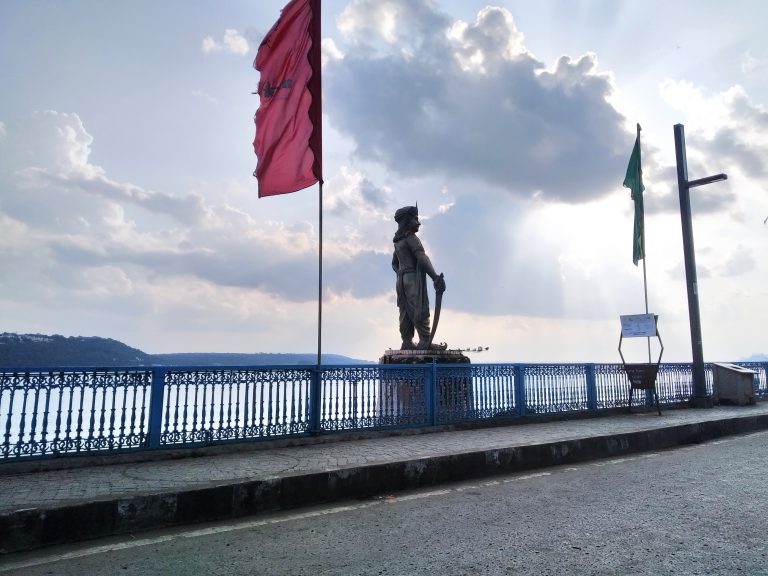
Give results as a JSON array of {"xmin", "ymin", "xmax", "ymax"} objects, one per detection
[{"xmin": 2, "ymin": 362, "xmax": 766, "ymax": 461}]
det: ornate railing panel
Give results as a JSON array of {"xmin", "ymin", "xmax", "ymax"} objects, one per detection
[
  {"xmin": 524, "ymin": 364, "xmax": 589, "ymax": 413},
  {"xmin": 471, "ymin": 364, "xmax": 516, "ymax": 419},
  {"xmin": 161, "ymin": 367, "xmax": 312, "ymax": 445},
  {"xmin": 1, "ymin": 361, "xmax": 766, "ymax": 461},
  {"xmin": 321, "ymin": 365, "xmax": 428, "ymax": 430},
  {"xmin": 656, "ymin": 363, "xmax": 697, "ymax": 403},
  {"xmin": 436, "ymin": 364, "xmax": 516, "ymax": 423},
  {"xmin": 0, "ymin": 369, "xmax": 150, "ymax": 458},
  {"xmin": 595, "ymin": 363, "xmax": 633, "ymax": 409}
]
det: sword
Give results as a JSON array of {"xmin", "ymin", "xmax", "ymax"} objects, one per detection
[{"xmin": 428, "ymin": 273, "xmax": 445, "ymax": 346}]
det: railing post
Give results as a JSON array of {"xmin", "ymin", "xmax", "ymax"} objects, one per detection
[
  {"xmin": 763, "ymin": 363, "xmax": 768, "ymax": 396},
  {"xmin": 514, "ymin": 364, "xmax": 527, "ymax": 417},
  {"xmin": 309, "ymin": 366, "xmax": 322, "ymax": 435},
  {"xmin": 759, "ymin": 363, "xmax": 768, "ymax": 398},
  {"xmin": 423, "ymin": 361, "xmax": 437, "ymax": 426},
  {"xmin": 586, "ymin": 364, "xmax": 598, "ymax": 411},
  {"xmin": 147, "ymin": 368, "xmax": 166, "ymax": 449}
]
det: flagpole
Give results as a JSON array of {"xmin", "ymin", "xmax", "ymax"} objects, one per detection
[
  {"xmin": 637, "ymin": 123, "xmax": 652, "ymax": 364},
  {"xmin": 642, "ymin": 244, "xmax": 651, "ymax": 364},
  {"xmin": 317, "ymin": 180, "xmax": 323, "ymax": 367},
  {"xmin": 253, "ymin": 0, "xmax": 323, "ymax": 365},
  {"xmin": 313, "ymin": 0, "xmax": 323, "ymax": 368}
]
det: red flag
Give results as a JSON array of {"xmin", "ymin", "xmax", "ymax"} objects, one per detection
[{"xmin": 253, "ymin": 0, "xmax": 322, "ymax": 197}]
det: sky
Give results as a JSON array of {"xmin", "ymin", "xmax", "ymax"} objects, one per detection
[{"xmin": 1, "ymin": 0, "xmax": 767, "ymax": 364}]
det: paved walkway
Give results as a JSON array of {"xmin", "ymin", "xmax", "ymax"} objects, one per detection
[{"xmin": 2, "ymin": 404, "xmax": 768, "ymax": 553}]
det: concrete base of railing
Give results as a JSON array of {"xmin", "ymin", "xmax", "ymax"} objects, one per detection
[{"xmin": 690, "ymin": 395, "xmax": 715, "ymax": 408}]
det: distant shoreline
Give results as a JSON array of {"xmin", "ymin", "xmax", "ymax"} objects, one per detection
[{"xmin": 0, "ymin": 333, "xmax": 373, "ymax": 368}]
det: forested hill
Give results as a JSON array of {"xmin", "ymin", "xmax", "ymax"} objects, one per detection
[{"xmin": 0, "ymin": 333, "xmax": 369, "ymax": 368}]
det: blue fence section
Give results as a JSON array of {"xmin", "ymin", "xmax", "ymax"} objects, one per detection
[{"xmin": 2, "ymin": 362, "xmax": 767, "ymax": 461}]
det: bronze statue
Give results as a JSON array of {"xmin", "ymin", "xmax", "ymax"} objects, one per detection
[{"xmin": 391, "ymin": 206, "xmax": 447, "ymax": 350}]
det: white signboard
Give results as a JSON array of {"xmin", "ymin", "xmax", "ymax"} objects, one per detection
[{"xmin": 620, "ymin": 314, "xmax": 657, "ymax": 338}]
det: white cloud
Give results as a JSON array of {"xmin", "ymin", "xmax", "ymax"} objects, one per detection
[
  {"xmin": 202, "ymin": 36, "xmax": 219, "ymax": 53},
  {"xmin": 741, "ymin": 51, "xmax": 758, "ymax": 74},
  {"xmin": 201, "ymin": 29, "xmax": 249, "ymax": 55},
  {"xmin": 659, "ymin": 80, "xmax": 739, "ymax": 136},
  {"xmin": 448, "ymin": 6, "xmax": 527, "ymax": 73},
  {"xmin": 223, "ymin": 29, "xmax": 249, "ymax": 55},
  {"xmin": 324, "ymin": 167, "xmax": 392, "ymax": 223},
  {"xmin": 321, "ymin": 38, "xmax": 344, "ymax": 67},
  {"xmin": 79, "ymin": 266, "xmax": 136, "ymax": 297},
  {"xmin": 337, "ymin": 0, "xmax": 451, "ymax": 60},
  {"xmin": 0, "ymin": 110, "xmax": 99, "ymax": 177},
  {"xmin": 740, "ymin": 50, "xmax": 768, "ymax": 75}
]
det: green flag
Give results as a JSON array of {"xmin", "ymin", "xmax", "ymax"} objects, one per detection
[{"xmin": 623, "ymin": 128, "xmax": 645, "ymax": 265}]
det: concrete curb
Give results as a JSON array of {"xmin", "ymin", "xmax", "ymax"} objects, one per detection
[{"xmin": 2, "ymin": 412, "xmax": 768, "ymax": 553}]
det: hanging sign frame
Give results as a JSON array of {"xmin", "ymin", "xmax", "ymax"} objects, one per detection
[{"xmin": 618, "ymin": 314, "xmax": 664, "ymax": 415}]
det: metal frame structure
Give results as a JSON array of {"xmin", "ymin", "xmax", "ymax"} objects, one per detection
[{"xmin": 618, "ymin": 316, "xmax": 664, "ymax": 415}]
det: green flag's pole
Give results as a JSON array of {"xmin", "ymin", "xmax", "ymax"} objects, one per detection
[{"xmin": 637, "ymin": 123, "xmax": 651, "ymax": 364}]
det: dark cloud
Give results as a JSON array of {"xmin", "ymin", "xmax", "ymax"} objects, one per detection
[
  {"xmin": 729, "ymin": 90, "xmax": 768, "ymax": 131},
  {"xmin": 648, "ymin": 185, "xmax": 735, "ymax": 216},
  {"xmin": 642, "ymin": 141, "xmax": 735, "ymax": 216},
  {"xmin": 699, "ymin": 127, "xmax": 768, "ymax": 179},
  {"xmin": 359, "ymin": 178, "xmax": 389, "ymax": 209},
  {"xmin": 325, "ymin": 173, "xmax": 391, "ymax": 217},
  {"xmin": 644, "ymin": 88, "xmax": 768, "ymax": 217},
  {"xmin": 325, "ymin": 4, "xmax": 628, "ymax": 203}
]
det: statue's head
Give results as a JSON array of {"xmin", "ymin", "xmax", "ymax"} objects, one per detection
[
  {"xmin": 393, "ymin": 206, "xmax": 420, "ymax": 241},
  {"xmin": 394, "ymin": 205, "xmax": 418, "ymax": 224}
]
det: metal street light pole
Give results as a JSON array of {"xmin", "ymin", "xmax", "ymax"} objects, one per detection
[{"xmin": 673, "ymin": 123, "xmax": 727, "ymax": 407}]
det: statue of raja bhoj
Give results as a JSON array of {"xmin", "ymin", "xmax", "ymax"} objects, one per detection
[{"xmin": 391, "ymin": 206, "xmax": 447, "ymax": 351}]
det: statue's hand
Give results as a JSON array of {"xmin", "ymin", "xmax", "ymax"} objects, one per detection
[{"xmin": 434, "ymin": 274, "xmax": 446, "ymax": 293}]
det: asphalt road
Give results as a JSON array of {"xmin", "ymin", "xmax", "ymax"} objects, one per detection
[{"xmin": 3, "ymin": 431, "xmax": 768, "ymax": 575}]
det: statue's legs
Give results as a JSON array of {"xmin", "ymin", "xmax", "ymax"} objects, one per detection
[
  {"xmin": 398, "ymin": 308, "xmax": 416, "ymax": 349},
  {"xmin": 414, "ymin": 318, "xmax": 431, "ymax": 348},
  {"xmin": 399, "ymin": 307, "xmax": 431, "ymax": 349},
  {"xmin": 397, "ymin": 271, "xmax": 433, "ymax": 349}
]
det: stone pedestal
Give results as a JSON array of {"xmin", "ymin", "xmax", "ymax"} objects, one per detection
[
  {"xmin": 379, "ymin": 349, "xmax": 472, "ymax": 421},
  {"xmin": 378, "ymin": 348, "xmax": 471, "ymax": 364}
]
